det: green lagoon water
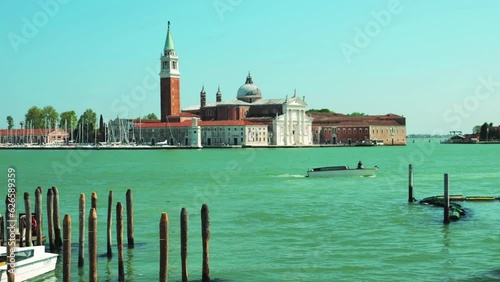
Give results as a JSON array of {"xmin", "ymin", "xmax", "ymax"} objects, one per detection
[{"xmin": 1, "ymin": 139, "xmax": 500, "ymax": 281}]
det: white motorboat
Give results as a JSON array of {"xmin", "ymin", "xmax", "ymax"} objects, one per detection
[
  {"xmin": 306, "ymin": 165, "xmax": 378, "ymax": 177},
  {"xmin": 0, "ymin": 246, "xmax": 58, "ymax": 281}
]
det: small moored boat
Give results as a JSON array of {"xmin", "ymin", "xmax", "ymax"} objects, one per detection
[
  {"xmin": 0, "ymin": 246, "xmax": 58, "ymax": 281},
  {"xmin": 306, "ymin": 165, "xmax": 378, "ymax": 178}
]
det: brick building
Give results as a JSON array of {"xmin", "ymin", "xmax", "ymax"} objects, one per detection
[{"xmin": 310, "ymin": 113, "xmax": 406, "ymax": 145}]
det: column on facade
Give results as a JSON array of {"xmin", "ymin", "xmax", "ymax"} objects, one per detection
[
  {"xmin": 287, "ymin": 109, "xmax": 291, "ymax": 145},
  {"xmin": 284, "ymin": 109, "xmax": 288, "ymax": 145},
  {"xmin": 300, "ymin": 109, "xmax": 304, "ymax": 145}
]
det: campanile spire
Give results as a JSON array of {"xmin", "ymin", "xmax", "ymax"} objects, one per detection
[{"xmin": 160, "ymin": 21, "xmax": 180, "ymax": 121}]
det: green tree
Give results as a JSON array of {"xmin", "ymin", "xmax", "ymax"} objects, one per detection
[
  {"xmin": 60, "ymin": 111, "xmax": 78, "ymax": 130},
  {"xmin": 41, "ymin": 106, "xmax": 59, "ymax": 129},
  {"xmin": 479, "ymin": 122, "xmax": 489, "ymax": 141},
  {"xmin": 6, "ymin": 116, "xmax": 14, "ymax": 129},
  {"xmin": 143, "ymin": 113, "xmax": 159, "ymax": 120},
  {"xmin": 25, "ymin": 106, "xmax": 44, "ymax": 128},
  {"xmin": 78, "ymin": 109, "xmax": 97, "ymax": 143},
  {"xmin": 348, "ymin": 112, "xmax": 366, "ymax": 116},
  {"xmin": 308, "ymin": 109, "xmax": 333, "ymax": 113},
  {"xmin": 99, "ymin": 114, "xmax": 105, "ymax": 142}
]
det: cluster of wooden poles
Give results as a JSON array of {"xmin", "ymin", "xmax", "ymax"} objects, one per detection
[{"xmin": 1, "ymin": 187, "xmax": 212, "ymax": 282}]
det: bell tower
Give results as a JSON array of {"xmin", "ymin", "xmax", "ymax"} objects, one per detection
[{"xmin": 160, "ymin": 21, "xmax": 180, "ymax": 121}]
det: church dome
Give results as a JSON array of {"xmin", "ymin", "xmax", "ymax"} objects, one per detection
[{"xmin": 237, "ymin": 73, "xmax": 261, "ymax": 99}]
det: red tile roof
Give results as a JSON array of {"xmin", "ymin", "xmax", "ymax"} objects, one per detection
[
  {"xmin": 167, "ymin": 112, "xmax": 200, "ymax": 118},
  {"xmin": 199, "ymin": 120, "xmax": 266, "ymax": 126},
  {"xmin": 134, "ymin": 120, "xmax": 192, "ymax": 128},
  {"xmin": 0, "ymin": 129, "xmax": 59, "ymax": 136},
  {"xmin": 133, "ymin": 119, "xmax": 266, "ymax": 129}
]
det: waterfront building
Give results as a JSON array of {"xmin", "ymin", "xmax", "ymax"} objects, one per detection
[
  {"xmin": 309, "ymin": 113, "xmax": 406, "ymax": 145},
  {"xmin": 0, "ymin": 128, "xmax": 69, "ymax": 144},
  {"xmin": 156, "ymin": 22, "xmax": 313, "ymax": 147}
]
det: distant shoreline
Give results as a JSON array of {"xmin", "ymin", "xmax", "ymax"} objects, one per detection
[{"xmin": 0, "ymin": 144, "xmax": 401, "ymax": 150}]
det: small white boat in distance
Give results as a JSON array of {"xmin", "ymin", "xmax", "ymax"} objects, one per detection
[
  {"xmin": 306, "ymin": 166, "xmax": 378, "ymax": 178},
  {"xmin": 0, "ymin": 246, "xmax": 58, "ymax": 281}
]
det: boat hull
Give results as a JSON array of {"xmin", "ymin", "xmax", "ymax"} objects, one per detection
[
  {"xmin": 0, "ymin": 246, "xmax": 58, "ymax": 282},
  {"xmin": 307, "ymin": 167, "xmax": 378, "ymax": 177}
]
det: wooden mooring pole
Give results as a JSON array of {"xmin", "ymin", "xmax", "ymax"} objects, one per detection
[
  {"xmin": 444, "ymin": 173, "xmax": 450, "ymax": 224},
  {"xmin": 23, "ymin": 192, "xmax": 32, "ymax": 246},
  {"xmin": 408, "ymin": 164, "xmax": 415, "ymax": 202},
  {"xmin": 63, "ymin": 214, "xmax": 71, "ymax": 282},
  {"xmin": 180, "ymin": 208, "xmax": 188, "ymax": 282},
  {"xmin": 116, "ymin": 202, "xmax": 125, "ymax": 282},
  {"xmin": 201, "ymin": 204, "xmax": 210, "ymax": 282},
  {"xmin": 78, "ymin": 193, "xmax": 86, "ymax": 267},
  {"xmin": 159, "ymin": 212, "xmax": 169, "ymax": 282},
  {"xmin": 107, "ymin": 190, "xmax": 113, "ymax": 258},
  {"xmin": 53, "ymin": 186, "xmax": 63, "ymax": 249},
  {"xmin": 126, "ymin": 189, "xmax": 134, "ymax": 248},
  {"xmin": 0, "ymin": 215, "xmax": 3, "ymax": 246},
  {"xmin": 91, "ymin": 192, "xmax": 97, "ymax": 211},
  {"xmin": 35, "ymin": 187, "xmax": 43, "ymax": 246},
  {"xmin": 47, "ymin": 188, "xmax": 55, "ymax": 252},
  {"xmin": 89, "ymin": 208, "xmax": 98, "ymax": 282}
]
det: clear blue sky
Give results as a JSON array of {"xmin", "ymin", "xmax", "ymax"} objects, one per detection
[{"xmin": 2, "ymin": 0, "xmax": 500, "ymax": 134}]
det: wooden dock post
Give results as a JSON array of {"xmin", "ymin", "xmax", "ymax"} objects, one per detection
[
  {"xmin": 126, "ymin": 189, "xmax": 134, "ymax": 248},
  {"xmin": 408, "ymin": 164, "xmax": 415, "ymax": 202},
  {"xmin": 23, "ymin": 192, "xmax": 32, "ymax": 246},
  {"xmin": 180, "ymin": 208, "xmax": 188, "ymax": 282},
  {"xmin": 159, "ymin": 212, "xmax": 169, "ymax": 282},
  {"xmin": 444, "ymin": 173, "xmax": 450, "ymax": 224},
  {"xmin": 19, "ymin": 218, "xmax": 24, "ymax": 247},
  {"xmin": 89, "ymin": 208, "xmax": 98, "ymax": 282},
  {"xmin": 53, "ymin": 186, "xmax": 63, "ymax": 249},
  {"xmin": 35, "ymin": 187, "xmax": 43, "ymax": 246},
  {"xmin": 63, "ymin": 214, "xmax": 71, "ymax": 282},
  {"xmin": 116, "ymin": 202, "xmax": 125, "ymax": 282},
  {"xmin": 201, "ymin": 204, "xmax": 210, "ymax": 282},
  {"xmin": 47, "ymin": 188, "xmax": 55, "ymax": 252},
  {"xmin": 91, "ymin": 192, "xmax": 97, "ymax": 211},
  {"xmin": 3, "ymin": 195, "xmax": 9, "ymax": 247},
  {"xmin": 78, "ymin": 193, "xmax": 86, "ymax": 268},
  {"xmin": 0, "ymin": 215, "xmax": 3, "ymax": 246},
  {"xmin": 107, "ymin": 190, "xmax": 113, "ymax": 258}
]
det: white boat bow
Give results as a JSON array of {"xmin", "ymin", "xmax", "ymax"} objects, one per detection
[{"xmin": 307, "ymin": 165, "xmax": 378, "ymax": 177}]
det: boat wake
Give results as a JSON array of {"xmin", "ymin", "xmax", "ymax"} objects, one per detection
[{"xmin": 274, "ymin": 174, "xmax": 306, "ymax": 178}]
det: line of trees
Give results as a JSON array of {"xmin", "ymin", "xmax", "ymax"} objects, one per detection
[
  {"xmin": 478, "ymin": 122, "xmax": 499, "ymax": 141},
  {"xmin": 307, "ymin": 109, "xmax": 366, "ymax": 116},
  {"xmin": 6, "ymin": 107, "xmax": 160, "ymax": 143}
]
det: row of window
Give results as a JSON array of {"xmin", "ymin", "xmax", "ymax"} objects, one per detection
[
  {"xmin": 161, "ymin": 60, "xmax": 178, "ymax": 70},
  {"xmin": 315, "ymin": 127, "xmax": 406, "ymax": 135},
  {"xmin": 202, "ymin": 127, "xmax": 266, "ymax": 132}
]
